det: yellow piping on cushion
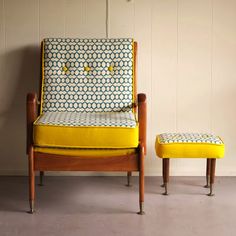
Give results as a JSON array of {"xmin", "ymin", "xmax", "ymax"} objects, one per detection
[{"xmin": 40, "ymin": 40, "xmax": 45, "ymax": 114}]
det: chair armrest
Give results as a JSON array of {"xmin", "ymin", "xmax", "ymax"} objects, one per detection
[
  {"xmin": 138, "ymin": 93, "xmax": 147, "ymax": 155},
  {"xmin": 26, "ymin": 93, "xmax": 39, "ymax": 154}
]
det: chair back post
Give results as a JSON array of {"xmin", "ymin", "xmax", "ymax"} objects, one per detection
[
  {"xmin": 138, "ymin": 93, "xmax": 147, "ymax": 155},
  {"xmin": 133, "ymin": 41, "xmax": 137, "ymax": 112},
  {"xmin": 26, "ymin": 93, "xmax": 38, "ymax": 154}
]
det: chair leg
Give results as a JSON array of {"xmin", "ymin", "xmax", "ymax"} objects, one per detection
[
  {"xmin": 204, "ymin": 159, "xmax": 211, "ymax": 188},
  {"xmin": 39, "ymin": 171, "xmax": 44, "ymax": 186},
  {"xmin": 162, "ymin": 158, "xmax": 169, "ymax": 195},
  {"xmin": 126, "ymin": 171, "xmax": 132, "ymax": 187},
  {"xmin": 137, "ymin": 145, "xmax": 145, "ymax": 215},
  {"xmin": 208, "ymin": 158, "xmax": 216, "ymax": 196},
  {"xmin": 28, "ymin": 147, "xmax": 35, "ymax": 214}
]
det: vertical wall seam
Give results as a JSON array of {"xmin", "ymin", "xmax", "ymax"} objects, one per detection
[
  {"xmin": 210, "ymin": 0, "xmax": 214, "ymax": 132},
  {"xmin": 176, "ymin": 0, "xmax": 179, "ymax": 132},
  {"xmin": 106, "ymin": 0, "xmax": 110, "ymax": 38},
  {"xmin": 133, "ymin": 0, "xmax": 135, "ymax": 37},
  {"xmin": 3, "ymin": 0, "xmax": 6, "ymax": 52},
  {"xmin": 151, "ymin": 0, "xmax": 153, "ymax": 159},
  {"xmin": 64, "ymin": 0, "xmax": 66, "ymax": 37},
  {"xmin": 84, "ymin": 0, "xmax": 87, "ymax": 35},
  {"xmin": 2, "ymin": 0, "xmax": 6, "ymax": 83},
  {"xmin": 38, "ymin": 0, "xmax": 40, "ymax": 43},
  {"xmin": 150, "ymin": 0, "xmax": 153, "ymax": 142},
  {"xmin": 82, "ymin": 0, "xmax": 86, "ymax": 35}
]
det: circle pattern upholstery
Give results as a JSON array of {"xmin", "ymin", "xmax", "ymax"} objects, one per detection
[
  {"xmin": 159, "ymin": 133, "xmax": 223, "ymax": 144},
  {"xmin": 42, "ymin": 38, "xmax": 134, "ymax": 113},
  {"xmin": 35, "ymin": 111, "xmax": 137, "ymax": 128}
]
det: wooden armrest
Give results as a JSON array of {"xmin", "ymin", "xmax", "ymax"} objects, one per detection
[
  {"xmin": 26, "ymin": 92, "xmax": 39, "ymax": 154},
  {"xmin": 138, "ymin": 93, "xmax": 147, "ymax": 155}
]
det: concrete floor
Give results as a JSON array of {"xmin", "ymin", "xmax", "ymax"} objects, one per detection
[{"xmin": 0, "ymin": 176, "xmax": 235, "ymax": 236}]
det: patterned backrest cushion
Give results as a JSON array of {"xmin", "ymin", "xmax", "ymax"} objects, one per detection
[{"xmin": 41, "ymin": 38, "xmax": 134, "ymax": 113}]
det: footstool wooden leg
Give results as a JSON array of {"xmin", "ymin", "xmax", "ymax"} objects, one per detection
[
  {"xmin": 208, "ymin": 158, "xmax": 216, "ymax": 196},
  {"xmin": 161, "ymin": 159, "xmax": 165, "ymax": 187},
  {"xmin": 162, "ymin": 158, "xmax": 169, "ymax": 195},
  {"xmin": 204, "ymin": 159, "xmax": 211, "ymax": 188}
]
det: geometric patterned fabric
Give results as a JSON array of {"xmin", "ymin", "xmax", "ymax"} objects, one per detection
[
  {"xmin": 159, "ymin": 133, "xmax": 223, "ymax": 145},
  {"xmin": 41, "ymin": 38, "xmax": 134, "ymax": 113},
  {"xmin": 33, "ymin": 110, "xmax": 138, "ymax": 149},
  {"xmin": 35, "ymin": 111, "xmax": 137, "ymax": 128}
]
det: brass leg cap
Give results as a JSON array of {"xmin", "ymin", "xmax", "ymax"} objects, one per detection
[
  {"xmin": 27, "ymin": 200, "xmax": 35, "ymax": 214},
  {"xmin": 137, "ymin": 211, "xmax": 145, "ymax": 215},
  {"xmin": 27, "ymin": 209, "xmax": 35, "ymax": 214},
  {"xmin": 162, "ymin": 183, "xmax": 168, "ymax": 195},
  {"xmin": 137, "ymin": 202, "xmax": 145, "ymax": 215},
  {"xmin": 207, "ymin": 184, "xmax": 214, "ymax": 196}
]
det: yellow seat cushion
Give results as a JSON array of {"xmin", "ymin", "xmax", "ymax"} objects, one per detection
[
  {"xmin": 34, "ymin": 147, "xmax": 136, "ymax": 157},
  {"xmin": 155, "ymin": 133, "xmax": 224, "ymax": 158},
  {"xmin": 33, "ymin": 112, "xmax": 139, "ymax": 149}
]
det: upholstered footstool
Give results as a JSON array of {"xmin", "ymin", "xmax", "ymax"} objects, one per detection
[{"xmin": 155, "ymin": 133, "xmax": 225, "ymax": 196}]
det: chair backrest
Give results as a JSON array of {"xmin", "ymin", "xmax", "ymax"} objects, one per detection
[{"xmin": 40, "ymin": 38, "xmax": 136, "ymax": 113}]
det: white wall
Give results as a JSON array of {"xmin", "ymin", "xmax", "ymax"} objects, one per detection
[{"xmin": 0, "ymin": 0, "xmax": 236, "ymax": 176}]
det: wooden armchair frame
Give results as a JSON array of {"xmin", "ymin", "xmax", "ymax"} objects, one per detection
[{"xmin": 26, "ymin": 42, "xmax": 147, "ymax": 214}]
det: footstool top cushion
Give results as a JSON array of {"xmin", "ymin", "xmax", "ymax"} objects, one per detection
[{"xmin": 155, "ymin": 133, "xmax": 224, "ymax": 158}]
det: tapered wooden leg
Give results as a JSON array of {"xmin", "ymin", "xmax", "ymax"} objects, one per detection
[
  {"xmin": 162, "ymin": 158, "xmax": 169, "ymax": 195},
  {"xmin": 208, "ymin": 159, "xmax": 216, "ymax": 196},
  {"xmin": 28, "ymin": 147, "xmax": 35, "ymax": 213},
  {"xmin": 161, "ymin": 159, "xmax": 165, "ymax": 187},
  {"xmin": 204, "ymin": 159, "xmax": 211, "ymax": 188},
  {"xmin": 39, "ymin": 171, "xmax": 44, "ymax": 186},
  {"xmin": 137, "ymin": 145, "xmax": 145, "ymax": 215},
  {"xmin": 126, "ymin": 171, "xmax": 132, "ymax": 187}
]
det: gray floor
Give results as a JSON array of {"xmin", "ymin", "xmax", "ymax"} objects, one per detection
[{"xmin": 0, "ymin": 176, "xmax": 235, "ymax": 236}]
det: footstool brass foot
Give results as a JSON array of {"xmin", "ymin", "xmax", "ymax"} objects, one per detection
[
  {"xmin": 207, "ymin": 184, "xmax": 214, "ymax": 197},
  {"xmin": 162, "ymin": 183, "xmax": 168, "ymax": 195},
  {"xmin": 137, "ymin": 202, "xmax": 145, "ymax": 215},
  {"xmin": 27, "ymin": 200, "xmax": 35, "ymax": 214}
]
